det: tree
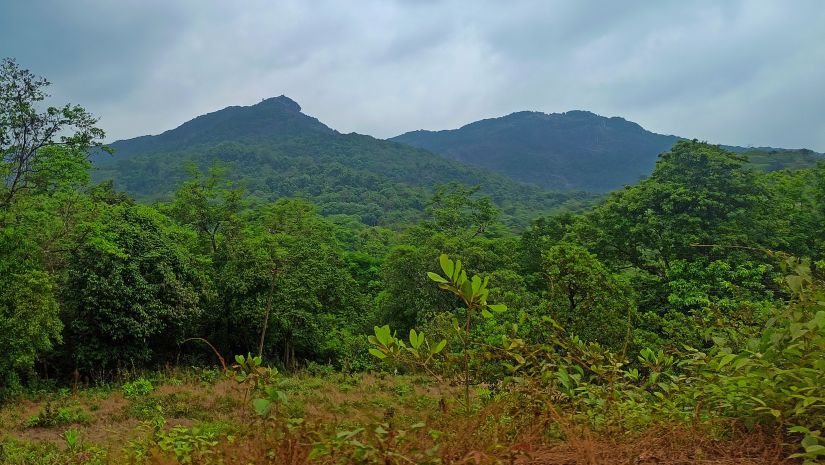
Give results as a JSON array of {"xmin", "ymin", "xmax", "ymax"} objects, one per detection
[
  {"xmin": 1, "ymin": 58, "xmax": 105, "ymax": 209},
  {"xmin": 166, "ymin": 164, "xmax": 243, "ymax": 255},
  {"xmin": 426, "ymin": 183, "xmax": 500, "ymax": 240},
  {"xmin": 0, "ymin": 227, "xmax": 61, "ymax": 391},
  {"xmin": 541, "ymin": 243, "xmax": 632, "ymax": 349},
  {"xmin": 577, "ymin": 140, "xmax": 770, "ymax": 276},
  {"xmin": 61, "ymin": 203, "xmax": 204, "ymax": 374},
  {"xmin": 209, "ymin": 199, "xmax": 365, "ymax": 369},
  {"xmin": 520, "ymin": 212, "xmax": 576, "ymax": 290},
  {"xmin": 0, "ymin": 58, "xmax": 106, "ymax": 389},
  {"xmin": 258, "ymin": 200, "xmax": 364, "ymax": 368}
]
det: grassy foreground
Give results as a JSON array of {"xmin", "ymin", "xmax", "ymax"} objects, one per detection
[{"xmin": 0, "ymin": 368, "xmax": 789, "ymax": 465}]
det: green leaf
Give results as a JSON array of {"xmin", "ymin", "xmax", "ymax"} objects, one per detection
[
  {"xmin": 369, "ymin": 348, "xmax": 387, "ymax": 359},
  {"xmin": 718, "ymin": 353, "xmax": 737, "ymax": 369},
  {"xmin": 471, "ymin": 275, "xmax": 482, "ymax": 295},
  {"xmin": 803, "ymin": 444, "xmax": 825, "ymax": 455},
  {"xmin": 427, "ymin": 272, "xmax": 449, "ymax": 283},
  {"xmin": 488, "ymin": 303, "xmax": 507, "ymax": 313},
  {"xmin": 439, "ymin": 254, "xmax": 454, "ymax": 279},
  {"xmin": 432, "ymin": 339, "xmax": 447, "ymax": 354},
  {"xmin": 409, "ymin": 329, "xmax": 423, "ymax": 349},
  {"xmin": 374, "ymin": 325, "xmax": 392, "ymax": 345},
  {"xmin": 252, "ymin": 398, "xmax": 271, "ymax": 416}
]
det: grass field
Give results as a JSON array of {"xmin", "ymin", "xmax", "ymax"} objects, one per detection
[{"xmin": 0, "ymin": 368, "xmax": 791, "ymax": 465}]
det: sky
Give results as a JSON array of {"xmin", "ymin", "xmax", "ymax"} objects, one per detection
[{"xmin": 2, "ymin": 0, "xmax": 824, "ymax": 151}]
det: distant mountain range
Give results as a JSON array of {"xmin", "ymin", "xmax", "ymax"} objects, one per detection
[
  {"xmin": 93, "ymin": 97, "xmax": 592, "ymax": 227},
  {"xmin": 391, "ymin": 111, "xmax": 821, "ymax": 192},
  {"xmin": 93, "ymin": 96, "xmax": 821, "ymax": 226}
]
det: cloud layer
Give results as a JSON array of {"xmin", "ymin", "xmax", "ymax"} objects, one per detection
[{"xmin": 2, "ymin": 0, "xmax": 823, "ymax": 150}]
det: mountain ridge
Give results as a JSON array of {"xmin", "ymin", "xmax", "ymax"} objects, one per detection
[
  {"xmin": 93, "ymin": 96, "xmax": 592, "ymax": 227},
  {"xmin": 391, "ymin": 110, "xmax": 821, "ymax": 192}
]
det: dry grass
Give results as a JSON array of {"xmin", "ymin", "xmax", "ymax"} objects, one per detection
[{"xmin": 0, "ymin": 371, "xmax": 793, "ymax": 465}]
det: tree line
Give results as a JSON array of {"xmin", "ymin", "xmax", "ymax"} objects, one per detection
[{"xmin": 2, "ymin": 57, "xmax": 824, "ymax": 396}]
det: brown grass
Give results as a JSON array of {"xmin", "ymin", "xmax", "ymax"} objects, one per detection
[{"xmin": 0, "ymin": 372, "xmax": 793, "ymax": 465}]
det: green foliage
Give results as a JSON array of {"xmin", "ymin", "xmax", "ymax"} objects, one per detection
[
  {"xmin": 540, "ymin": 243, "xmax": 631, "ymax": 349},
  {"xmin": 252, "ymin": 385, "xmax": 289, "ymax": 419},
  {"xmin": 1, "ymin": 57, "xmax": 105, "ymax": 209},
  {"xmin": 310, "ymin": 422, "xmax": 441, "ymax": 465},
  {"xmin": 373, "ymin": 254, "xmax": 508, "ymax": 410},
  {"xmin": 122, "ymin": 378, "xmax": 154, "ymax": 399},
  {"xmin": 230, "ymin": 353, "xmax": 272, "ymax": 402},
  {"xmin": 687, "ymin": 259, "xmax": 825, "ymax": 429},
  {"xmin": 425, "ymin": 183, "xmax": 501, "ymax": 239},
  {"xmin": 25, "ymin": 402, "xmax": 92, "ymax": 428},
  {"xmin": 165, "ymin": 163, "xmax": 242, "ymax": 255},
  {"xmin": 0, "ymin": 58, "xmax": 105, "ymax": 391},
  {"xmin": 63, "ymin": 428, "xmax": 81, "ymax": 452},
  {"xmin": 367, "ymin": 325, "xmax": 446, "ymax": 377},
  {"xmin": 155, "ymin": 425, "xmax": 220, "ymax": 464},
  {"xmin": 61, "ymin": 202, "xmax": 204, "ymax": 374},
  {"xmin": 94, "ymin": 97, "xmax": 582, "ymax": 229},
  {"xmin": 427, "ymin": 253, "xmax": 507, "ymax": 319},
  {"xmin": 0, "ymin": 436, "xmax": 106, "ymax": 465},
  {"xmin": 578, "ymin": 140, "xmax": 770, "ymax": 275}
]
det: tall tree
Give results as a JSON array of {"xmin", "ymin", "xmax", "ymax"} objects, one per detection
[
  {"xmin": 577, "ymin": 140, "xmax": 770, "ymax": 276},
  {"xmin": 0, "ymin": 59, "xmax": 105, "ymax": 390},
  {"xmin": 1, "ymin": 58, "xmax": 105, "ymax": 209},
  {"xmin": 541, "ymin": 243, "xmax": 632, "ymax": 349},
  {"xmin": 61, "ymin": 204, "xmax": 204, "ymax": 374}
]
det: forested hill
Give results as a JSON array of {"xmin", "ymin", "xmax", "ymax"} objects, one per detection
[
  {"xmin": 391, "ymin": 110, "xmax": 822, "ymax": 192},
  {"xmin": 93, "ymin": 96, "xmax": 593, "ymax": 227}
]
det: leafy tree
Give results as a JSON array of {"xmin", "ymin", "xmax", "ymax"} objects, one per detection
[
  {"xmin": 208, "ymin": 199, "xmax": 365, "ymax": 369},
  {"xmin": 0, "ymin": 231, "xmax": 61, "ymax": 391},
  {"xmin": 259, "ymin": 200, "xmax": 364, "ymax": 368},
  {"xmin": 1, "ymin": 58, "xmax": 105, "ymax": 209},
  {"xmin": 520, "ymin": 212, "xmax": 577, "ymax": 289},
  {"xmin": 425, "ymin": 183, "xmax": 501, "ymax": 239},
  {"xmin": 166, "ymin": 164, "xmax": 243, "ymax": 254},
  {"xmin": 577, "ymin": 140, "xmax": 770, "ymax": 276},
  {"xmin": 0, "ymin": 59, "xmax": 105, "ymax": 388},
  {"xmin": 61, "ymin": 203, "xmax": 204, "ymax": 374},
  {"xmin": 377, "ymin": 244, "xmax": 447, "ymax": 331},
  {"xmin": 541, "ymin": 243, "xmax": 632, "ymax": 349}
]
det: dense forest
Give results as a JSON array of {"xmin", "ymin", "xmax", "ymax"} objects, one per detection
[{"xmin": 1, "ymin": 58, "xmax": 824, "ymax": 464}]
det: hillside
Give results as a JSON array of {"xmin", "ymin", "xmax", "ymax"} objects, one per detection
[
  {"xmin": 391, "ymin": 111, "xmax": 822, "ymax": 192},
  {"xmin": 93, "ymin": 97, "xmax": 593, "ymax": 227}
]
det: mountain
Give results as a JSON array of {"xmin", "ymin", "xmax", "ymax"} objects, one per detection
[
  {"xmin": 391, "ymin": 111, "xmax": 822, "ymax": 192},
  {"xmin": 93, "ymin": 97, "xmax": 593, "ymax": 227}
]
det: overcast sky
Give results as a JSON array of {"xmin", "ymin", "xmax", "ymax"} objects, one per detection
[{"xmin": 2, "ymin": 0, "xmax": 824, "ymax": 150}]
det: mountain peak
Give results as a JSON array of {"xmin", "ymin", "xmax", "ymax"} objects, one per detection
[
  {"xmin": 108, "ymin": 95, "xmax": 334, "ymax": 156},
  {"xmin": 256, "ymin": 95, "xmax": 302, "ymax": 113}
]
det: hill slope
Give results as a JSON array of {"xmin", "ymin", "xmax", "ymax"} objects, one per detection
[
  {"xmin": 93, "ymin": 97, "xmax": 592, "ymax": 227},
  {"xmin": 392, "ymin": 111, "xmax": 678, "ymax": 192},
  {"xmin": 391, "ymin": 111, "xmax": 821, "ymax": 192}
]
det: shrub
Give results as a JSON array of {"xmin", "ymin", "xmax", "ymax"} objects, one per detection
[{"xmin": 122, "ymin": 378, "xmax": 154, "ymax": 398}]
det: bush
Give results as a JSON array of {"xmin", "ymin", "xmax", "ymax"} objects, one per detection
[
  {"xmin": 25, "ymin": 402, "xmax": 92, "ymax": 428},
  {"xmin": 122, "ymin": 378, "xmax": 154, "ymax": 398}
]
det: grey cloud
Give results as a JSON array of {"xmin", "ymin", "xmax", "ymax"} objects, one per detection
[{"xmin": 1, "ymin": 0, "xmax": 823, "ymax": 150}]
